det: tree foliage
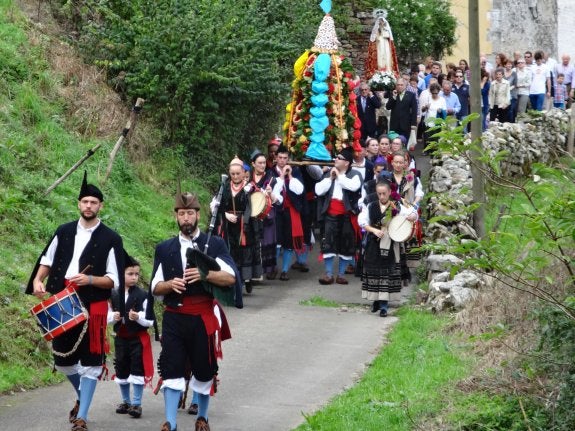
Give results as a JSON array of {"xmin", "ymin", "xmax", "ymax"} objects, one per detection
[
  {"xmin": 372, "ymin": 0, "xmax": 457, "ymax": 67},
  {"xmin": 51, "ymin": 0, "xmax": 457, "ymax": 180}
]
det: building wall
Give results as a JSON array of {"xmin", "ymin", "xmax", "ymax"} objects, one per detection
[
  {"xmin": 444, "ymin": 0, "xmax": 492, "ymax": 64},
  {"xmin": 445, "ymin": 0, "xmax": 575, "ymax": 65},
  {"xmin": 489, "ymin": 0, "xmax": 557, "ymax": 59},
  {"xmin": 557, "ymin": 0, "xmax": 575, "ymax": 58}
]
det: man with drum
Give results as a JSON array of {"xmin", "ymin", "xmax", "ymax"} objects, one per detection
[
  {"xmin": 26, "ymin": 171, "xmax": 125, "ymax": 431},
  {"xmin": 315, "ymin": 147, "xmax": 362, "ymax": 285},
  {"xmin": 148, "ymin": 187, "xmax": 235, "ymax": 431},
  {"xmin": 271, "ymin": 144, "xmax": 305, "ymax": 281}
]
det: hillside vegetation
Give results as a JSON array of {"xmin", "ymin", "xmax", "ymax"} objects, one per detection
[{"xmin": 0, "ymin": 1, "xmax": 207, "ymax": 391}]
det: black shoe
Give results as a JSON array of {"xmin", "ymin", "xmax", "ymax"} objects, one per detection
[
  {"xmin": 116, "ymin": 402, "xmax": 130, "ymax": 414},
  {"xmin": 128, "ymin": 404, "xmax": 142, "ymax": 418},
  {"xmin": 279, "ymin": 272, "xmax": 289, "ymax": 281},
  {"xmin": 370, "ymin": 301, "xmax": 380, "ymax": 313},
  {"xmin": 195, "ymin": 416, "xmax": 210, "ymax": 431},
  {"xmin": 187, "ymin": 403, "xmax": 198, "ymax": 415},
  {"xmin": 379, "ymin": 309, "xmax": 388, "ymax": 317},
  {"xmin": 245, "ymin": 282, "xmax": 253, "ymax": 293},
  {"xmin": 69, "ymin": 400, "xmax": 80, "ymax": 422}
]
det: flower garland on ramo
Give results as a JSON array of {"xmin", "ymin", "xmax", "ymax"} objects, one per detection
[{"xmin": 283, "ymin": 52, "xmax": 361, "ymax": 160}]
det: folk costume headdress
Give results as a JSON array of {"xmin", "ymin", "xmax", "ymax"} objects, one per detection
[
  {"xmin": 268, "ymin": 136, "xmax": 282, "ymax": 148},
  {"xmin": 123, "ymin": 250, "xmax": 140, "ymax": 268},
  {"xmin": 250, "ymin": 149, "xmax": 264, "ymax": 162},
  {"xmin": 174, "ymin": 181, "xmax": 200, "ymax": 211},
  {"xmin": 283, "ymin": 0, "xmax": 362, "ymax": 162},
  {"xmin": 78, "ymin": 170, "xmax": 104, "ymax": 201},
  {"xmin": 229, "ymin": 155, "xmax": 244, "ymax": 168}
]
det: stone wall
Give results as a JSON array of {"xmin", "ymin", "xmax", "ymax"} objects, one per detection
[
  {"xmin": 489, "ymin": 0, "xmax": 557, "ymax": 58},
  {"xmin": 336, "ymin": 6, "xmax": 386, "ymax": 80},
  {"xmin": 425, "ymin": 109, "xmax": 569, "ymax": 312}
]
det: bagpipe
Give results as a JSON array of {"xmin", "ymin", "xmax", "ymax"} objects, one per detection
[{"xmin": 182, "ymin": 174, "xmax": 236, "ymax": 306}]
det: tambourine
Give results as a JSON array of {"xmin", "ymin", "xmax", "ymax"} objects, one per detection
[
  {"xmin": 250, "ymin": 191, "xmax": 273, "ymax": 220},
  {"xmin": 388, "ymin": 215, "xmax": 414, "ymax": 243}
]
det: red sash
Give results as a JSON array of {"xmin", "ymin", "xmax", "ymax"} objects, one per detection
[
  {"xmin": 89, "ymin": 300, "xmax": 109, "ymax": 355},
  {"xmin": 283, "ymin": 192, "xmax": 304, "ymax": 252},
  {"xmin": 167, "ymin": 296, "xmax": 231, "ymax": 365},
  {"xmin": 327, "ymin": 199, "xmax": 347, "ymax": 216},
  {"xmin": 64, "ymin": 279, "xmax": 108, "ymax": 355}
]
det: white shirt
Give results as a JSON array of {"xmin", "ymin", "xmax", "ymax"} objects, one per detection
[
  {"xmin": 315, "ymin": 171, "xmax": 361, "ymax": 200},
  {"xmin": 274, "ymin": 166, "xmax": 304, "ymax": 196},
  {"xmin": 530, "ymin": 63, "xmax": 550, "ymax": 94},
  {"xmin": 358, "ymin": 201, "xmax": 418, "ymax": 228}
]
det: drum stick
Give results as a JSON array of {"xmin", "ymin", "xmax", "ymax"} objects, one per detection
[{"xmin": 80, "ymin": 265, "xmax": 93, "ymax": 274}]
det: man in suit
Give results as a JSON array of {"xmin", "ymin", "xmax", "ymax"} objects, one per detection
[
  {"xmin": 385, "ymin": 78, "xmax": 418, "ymax": 141},
  {"xmin": 357, "ymin": 82, "xmax": 382, "ymax": 141}
]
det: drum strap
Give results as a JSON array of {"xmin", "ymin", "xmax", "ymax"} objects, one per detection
[
  {"xmin": 379, "ymin": 234, "xmax": 401, "ymax": 263},
  {"xmin": 52, "ymin": 317, "xmax": 88, "ymax": 358}
]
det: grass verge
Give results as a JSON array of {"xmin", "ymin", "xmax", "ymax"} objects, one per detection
[
  {"xmin": 299, "ymin": 296, "xmax": 340, "ymax": 308},
  {"xmin": 293, "ymin": 307, "xmax": 470, "ymax": 430}
]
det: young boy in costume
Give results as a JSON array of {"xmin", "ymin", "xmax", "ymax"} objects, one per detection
[{"xmin": 109, "ymin": 254, "xmax": 154, "ymax": 418}]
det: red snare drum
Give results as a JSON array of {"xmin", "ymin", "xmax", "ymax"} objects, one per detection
[{"xmin": 30, "ymin": 287, "xmax": 88, "ymax": 341}]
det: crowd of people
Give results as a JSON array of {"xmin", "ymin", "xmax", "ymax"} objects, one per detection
[
  {"xmin": 362, "ymin": 50, "xmax": 573, "ymax": 149},
  {"xmin": 211, "ymin": 133, "xmax": 423, "ymax": 317}
]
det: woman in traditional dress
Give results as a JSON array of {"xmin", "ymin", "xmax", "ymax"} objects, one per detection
[
  {"xmin": 389, "ymin": 151, "xmax": 424, "ymax": 282},
  {"xmin": 214, "ymin": 156, "xmax": 263, "ymax": 293},
  {"xmin": 359, "ymin": 181, "xmax": 418, "ymax": 316},
  {"xmin": 250, "ymin": 151, "xmax": 283, "ymax": 280}
]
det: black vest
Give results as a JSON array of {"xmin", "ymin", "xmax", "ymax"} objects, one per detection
[
  {"xmin": 152, "ymin": 232, "xmax": 229, "ymax": 308},
  {"xmin": 111, "ymin": 286, "xmax": 148, "ymax": 333},
  {"xmin": 26, "ymin": 221, "xmax": 124, "ymax": 306}
]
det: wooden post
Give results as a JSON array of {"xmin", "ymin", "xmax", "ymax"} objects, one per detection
[
  {"xmin": 469, "ymin": 0, "xmax": 486, "ymax": 238},
  {"xmin": 568, "ymin": 105, "xmax": 575, "ymax": 156},
  {"xmin": 43, "ymin": 143, "xmax": 102, "ymax": 196},
  {"xmin": 102, "ymin": 98, "xmax": 145, "ymax": 184}
]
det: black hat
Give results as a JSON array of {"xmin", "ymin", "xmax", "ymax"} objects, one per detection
[
  {"xmin": 250, "ymin": 149, "xmax": 264, "ymax": 162},
  {"xmin": 124, "ymin": 250, "xmax": 140, "ymax": 268},
  {"xmin": 174, "ymin": 181, "xmax": 201, "ymax": 211},
  {"xmin": 277, "ymin": 143, "xmax": 289, "ymax": 155},
  {"xmin": 337, "ymin": 147, "xmax": 354, "ymax": 164},
  {"xmin": 78, "ymin": 171, "xmax": 104, "ymax": 202}
]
